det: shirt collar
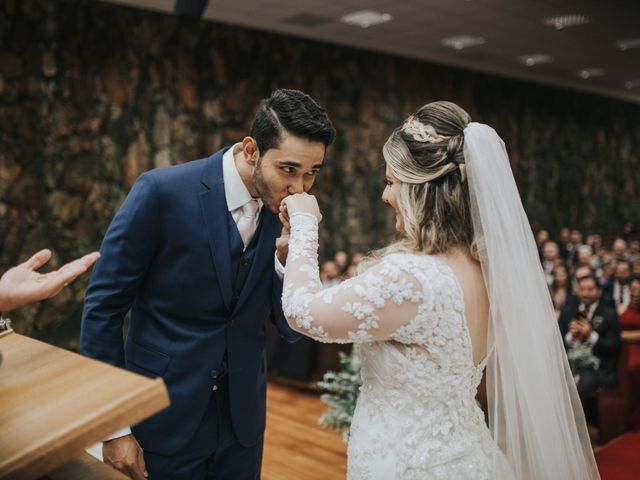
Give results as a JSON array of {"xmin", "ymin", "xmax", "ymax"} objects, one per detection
[
  {"xmin": 579, "ymin": 301, "xmax": 599, "ymax": 319},
  {"xmin": 222, "ymin": 143, "xmax": 262, "ymax": 212}
]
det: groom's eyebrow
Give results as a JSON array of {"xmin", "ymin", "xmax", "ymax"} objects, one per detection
[{"xmin": 279, "ymin": 160, "xmax": 323, "ymax": 170}]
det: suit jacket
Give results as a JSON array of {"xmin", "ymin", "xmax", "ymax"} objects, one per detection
[
  {"xmin": 80, "ymin": 148, "xmax": 300, "ymax": 455},
  {"xmin": 559, "ymin": 300, "xmax": 621, "ymax": 387}
]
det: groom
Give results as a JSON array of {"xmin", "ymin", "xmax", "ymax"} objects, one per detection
[{"xmin": 81, "ymin": 89, "xmax": 335, "ymax": 479}]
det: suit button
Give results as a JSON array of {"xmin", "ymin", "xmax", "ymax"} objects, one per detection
[
  {"xmin": 210, "ymin": 370, "xmax": 217, "ymax": 379},
  {"xmin": 230, "ymin": 319, "xmax": 236, "ymax": 326}
]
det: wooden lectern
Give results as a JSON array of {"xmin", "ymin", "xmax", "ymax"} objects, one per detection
[{"xmin": 0, "ymin": 331, "xmax": 170, "ymax": 480}]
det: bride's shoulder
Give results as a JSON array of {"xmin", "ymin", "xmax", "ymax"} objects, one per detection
[{"xmin": 380, "ymin": 252, "xmax": 440, "ymax": 270}]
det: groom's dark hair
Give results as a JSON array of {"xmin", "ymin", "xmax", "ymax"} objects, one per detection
[{"xmin": 250, "ymin": 89, "xmax": 335, "ymax": 155}]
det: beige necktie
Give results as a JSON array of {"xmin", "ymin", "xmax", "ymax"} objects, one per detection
[{"xmin": 237, "ymin": 199, "xmax": 260, "ymax": 248}]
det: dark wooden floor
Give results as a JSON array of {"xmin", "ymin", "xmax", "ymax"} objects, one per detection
[{"xmin": 262, "ymin": 382, "xmax": 347, "ymax": 479}]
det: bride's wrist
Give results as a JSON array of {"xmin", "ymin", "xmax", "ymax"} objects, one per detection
[{"xmin": 289, "ymin": 212, "xmax": 319, "ymax": 224}]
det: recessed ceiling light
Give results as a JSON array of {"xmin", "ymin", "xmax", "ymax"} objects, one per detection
[
  {"xmin": 441, "ymin": 35, "xmax": 485, "ymax": 50},
  {"xmin": 542, "ymin": 14, "xmax": 591, "ymax": 30},
  {"xmin": 625, "ymin": 79, "xmax": 640, "ymax": 89},
  {"xmin": 518, "ymin": 54, "xmax": 554, "ymax": 66},
  {"xmin": 340, "ymin": 10, "xmax": 392, "ymax": 28},
  {"xmin": 615, "ymin": 38, "xmax": 640, "ymax": 51},
  {"xmin": 577, "ymin": 68, "xmax": 605, "ymax": 79}
]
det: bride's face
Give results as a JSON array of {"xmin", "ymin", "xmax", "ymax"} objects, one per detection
[{"xmin": 382, "ymin": 166, "xmax": 404, "ymax": 232}]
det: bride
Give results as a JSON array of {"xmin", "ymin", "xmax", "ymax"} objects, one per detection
[{"xmin": 280, "ymin": 101, "xmax": 599, "ymax": 479}]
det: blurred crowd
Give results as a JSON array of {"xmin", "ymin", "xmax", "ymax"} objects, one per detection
[
  {"xmin": 319, "ymin": 251, "xmax": 365, "ymax": 288},
  {"xmin": 537, "ymin": 223, "xmax": 640, "ymax": 430},
  {"xmin": 536, "ymin": 224, "xmax": 640, "ymax": 319}
]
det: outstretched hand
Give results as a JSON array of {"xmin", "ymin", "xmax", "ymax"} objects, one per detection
[{"xmin": 0, "ymin": 249, "xmax": 100, "ymax": 312}]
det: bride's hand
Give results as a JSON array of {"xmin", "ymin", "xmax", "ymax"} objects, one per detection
[{"xmin": 282, "ymin": 193, "xmax": 322, "ymax": 223}]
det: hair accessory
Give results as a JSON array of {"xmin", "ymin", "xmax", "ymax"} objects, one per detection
[{"xmin": 403, "ymin": 117, "xmax": 446, "ymax": 143}]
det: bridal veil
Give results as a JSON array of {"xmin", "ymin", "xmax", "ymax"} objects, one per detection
[{"xmin": 464, "ymin": 122, "xmax": 600, "ymax": 479}]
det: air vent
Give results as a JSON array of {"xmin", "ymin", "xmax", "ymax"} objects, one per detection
[
  {"xmin": 577, "ymin": 68, "xmax": 605, "ymax": 79},
  {"xmin": 441, "ymin": 35, "xmax": 485, "ymax": 50},
  {"xmin": 518, "ymin": 54, "xmax": 554, "ymax": 66},
  {"xmin": 282, "ymin": 12, "xmax": 333, "ymax": 27},
  {"xmin": 615, "ymin": 38, "xmax": 640, "ymax": 51},
  {"xmin": 625, "ymin": 79, "xmax": 640, "ymax": 89},
  {"xmin": 542, "ymin": 14, "xmax": 591, "ymax": 30},
  {"xmin": 340, "ymin": 10, "xmax": 392, "ymax": 28}
]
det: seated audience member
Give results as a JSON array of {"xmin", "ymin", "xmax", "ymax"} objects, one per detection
[
  {"xmin": 604, "ymin": 261, "xmax": 632, "ymax": 315},
  {"xmin": 620, "ymin": 276, "xmax": 640, "ymax": 428},
  {"xmin": 558, "ymin": 227, "xmax": 571, "ymax": 263},
  {"xmin": 576, "ymin": 245, "xmax": 594, "ymax": 269},
  {"xmin": 536, "ymin": 229, "xmax": 549, "ymax": 260},
  {"xmin": 599, "ymin": 255, "xmax": 616, "ymax": 286},
  {"xmin": 351, "ymin": 252, "xmax": 365, "ymax": 267},
  {"xmin": 630, "ymin": 240, "xmax": 640, "ymax": 263},
  {"xmin": 333, "ymin": 250, "xmax": 349, "ymax": 276},
  {"xmin": 571, "ymin": 265, "xmax": 593, "ymax": 292},
  {"xmin": 620, "ymin": 275, "xmax": 640, "ymax": 329},
  {"xmin": 0, "ymin": 249, "xmax": 99, "ymax": 314},
  {"xmin": 566, "ymin": 229, "xmax": 585, "ymax": 267},
  {"xmin": 320, "ymin": 260, "xmax": 341, "ymax": 288},
  {"xmin": 587, "ymin": 234, "xmax": 602, "ymax": 252},
  {"xmin": 559, "ymin": 275, "xmax": 621, "ymax": 423},
  {"xmin": 633, "ymin": 260, "xmax": 640, "ymax": 276},
  {"xmin": 542, "ymin": 241, "xmax": 561, "ymax": 287},
  {"xmin": 613, "ymin": 238, "xmax": 630, "ymax": 263},
  {"xmin": 550, "ymin": 264, "xmax": 571, "ymax": 316}
]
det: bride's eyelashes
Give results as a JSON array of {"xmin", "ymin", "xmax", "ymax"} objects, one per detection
[{"xmin": 383, "ymin": 179, "xmax": 393, "ymax": 187}]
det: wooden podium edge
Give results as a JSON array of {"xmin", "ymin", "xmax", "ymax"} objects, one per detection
[
  {"xmin": 1, "ymin": 333, "xmax": 170, "ymax": 479},
  {"xmin": 5, "ymin": 377, "xmax": 169, "ymax": 479}
]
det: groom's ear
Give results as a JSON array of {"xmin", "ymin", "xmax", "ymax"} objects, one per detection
[{"xmin": 242, "ymin": 136, "xmax": 260, "ymax": 166}]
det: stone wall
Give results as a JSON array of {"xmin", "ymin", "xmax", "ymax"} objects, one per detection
[{"xmin": 1, "ymin": 0, "xmax": 639, "ymax": 347}]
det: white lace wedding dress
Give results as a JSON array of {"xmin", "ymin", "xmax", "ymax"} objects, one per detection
[{"xmin": 282, "ymin": 214, "xmax": 516, "ymax": 479}]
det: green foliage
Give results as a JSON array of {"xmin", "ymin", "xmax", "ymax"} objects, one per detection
[{"xmin": 317, "ymin": 347, "xmax": 362, "ymax": 441}]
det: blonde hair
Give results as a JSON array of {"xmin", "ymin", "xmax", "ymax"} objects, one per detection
[{"xmin": 361, "ymin": 101, "xmax": 475, "ymax": 271}]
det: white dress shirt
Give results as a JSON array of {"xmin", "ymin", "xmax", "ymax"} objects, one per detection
[
  {"xmin": 613, "ymin": 281, "xmax": 631, "ymax": 309},
  {"xmin": 223, "ymin": 144, "xmax": 286, "ymax": 276},
  {"xmin": 223, "ymin": 144, "xmax": 263, "ymax": 242}
]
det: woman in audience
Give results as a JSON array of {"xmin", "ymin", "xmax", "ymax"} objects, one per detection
[
  {"xmin": 619, "ymin": 276, "xmax": 640, "ymax": 428},
  {"xmin": 550, "ymin": 264, "xmax": 571, "ymax": 316}
]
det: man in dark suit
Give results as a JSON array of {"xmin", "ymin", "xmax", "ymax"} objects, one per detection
[
  {"xmin": 603, "ymin": 261, "xmax": 632, "ymax": 315},
  {"xmin": 80, "ymin": 89, "xmax": 335, "ymax": 479},
  {"xmin": 559, "ymin": 274, "xmax": 621, "ymax": 421}
]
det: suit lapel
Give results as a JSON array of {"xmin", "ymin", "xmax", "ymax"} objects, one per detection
[
  {"xmin": 199, "ymin": 149, "xmax": 233, "ymax": 311},
  {"xmin": 233, "ymin": 209, "xmax": 281, "ymax": 313}
]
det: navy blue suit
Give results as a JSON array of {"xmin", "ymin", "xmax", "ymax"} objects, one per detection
[{"xmin": 81, "ymin": 148, "xmax": 299, "ymax": 475}]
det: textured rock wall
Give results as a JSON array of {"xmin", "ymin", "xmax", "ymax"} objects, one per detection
[{"xmin": 1, "ymin": 0, "xmax": 639, "ymax": 347}]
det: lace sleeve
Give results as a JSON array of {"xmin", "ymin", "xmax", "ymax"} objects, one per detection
[{"xmin": 282, "ymin": 213, "xmax": 423, "ymax": 343}]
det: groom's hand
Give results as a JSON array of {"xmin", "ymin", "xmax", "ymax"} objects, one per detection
[
  {"xmin": 276, "ymin": 204, "xmax": 291, "ymax": 266},
  {"xmin": 276, "ymin": 226, "xmax": 290, "ymax": 266},
  {"xmin": 103, "ymin": 434, "xmax": 148, "ymax": 479}
]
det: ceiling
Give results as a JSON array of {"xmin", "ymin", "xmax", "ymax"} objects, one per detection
[{"xmin": 100, "ymin": 0, "xmax": 640, "ymax": 103}]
